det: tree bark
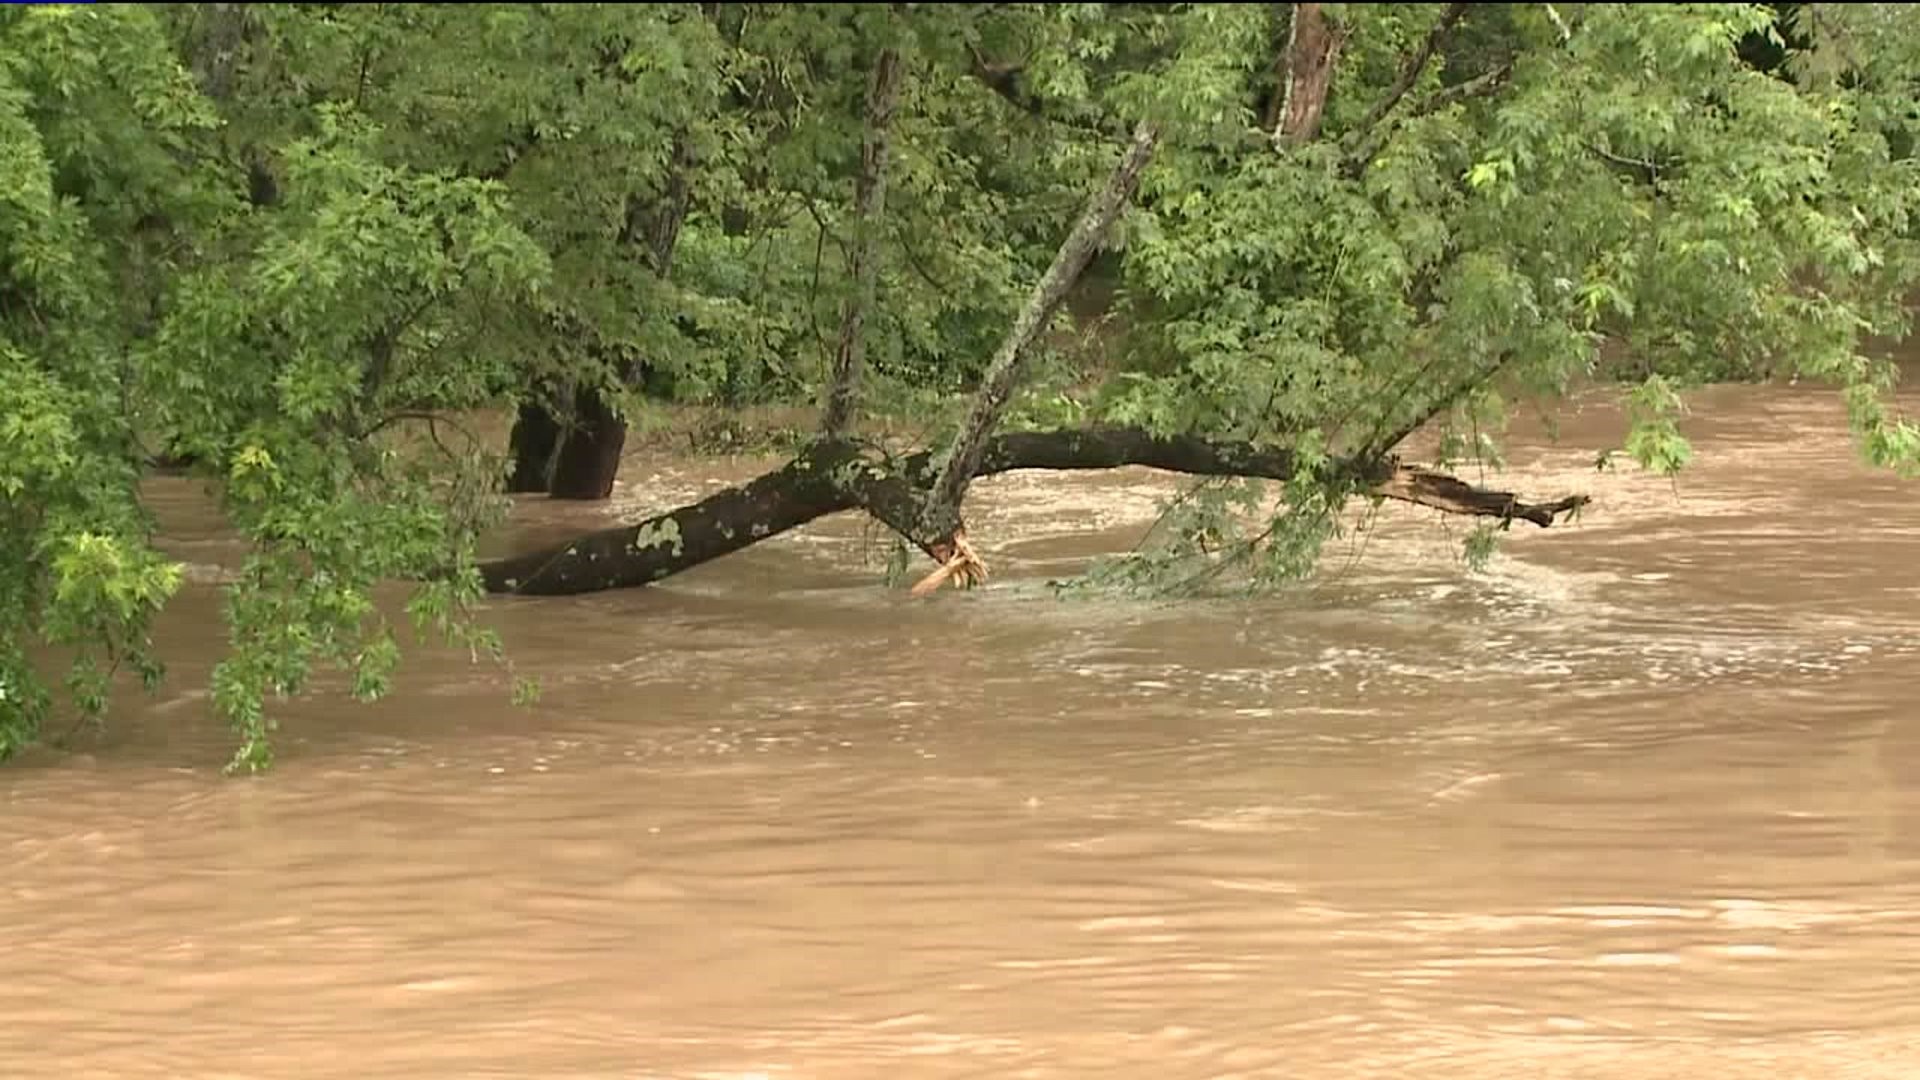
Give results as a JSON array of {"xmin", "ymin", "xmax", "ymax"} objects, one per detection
[
  {"xmin": 185, "ymin": 3, "xmax": 249, "ymax": 104},
  {"xmin": 482, "ymin": 439, "xmax": 871, "ymax": 595},
  {"xmin": 1274, "ymin": 3, "xmax": 1349, "ymax": 148},
  {"xmin": 480, "ymin": 425, "xmax": 1587, "ymax": 597},
  {"xmin": 624, "ymin": 134, "xmax": 698, "ymax": 280},
  {"xmin": 822, "ymin": 44, "xmax": 907, "ymax": 438},
  {"xmin": 542, "ymin": 382, "xmax": 628, "ymax": 501},
  {"xmin": 915, "ymin": 121, "xmax": 1161, "ymax": 546}
]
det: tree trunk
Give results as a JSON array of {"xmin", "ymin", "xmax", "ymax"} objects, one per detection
[
  {"xmin": 915, "ymin": 121, "xmax": 1161, "ymax": 546},
  {"xmin": 481, "ymin": 425, "xmax": 1587, "ymax": 597},
  {"xmin": 507, "ymin": 134, "xmax": 698, "ymax": 500},
  {"xmin": 543, "ymin": 382, "xmax": 628, "ymax": 501},
  {"xmin": 186, "ymin": 3, "xmax": 249, "ymax": 103},
  {"xmin": 1274, "ymin": 3, "xmax": 1348, "ymax": 148},
  {"xmin": 821, "ymin": 43, "xmax": 907, "ymax": 438},
  {"xmin": 505, "ymin": 395, "xmax": 562, "ymax": 494}
]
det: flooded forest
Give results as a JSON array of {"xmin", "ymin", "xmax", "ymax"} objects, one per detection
[{"xmin": 6, "ymin": 3, "xmax": 1920, "ymax": 1077}]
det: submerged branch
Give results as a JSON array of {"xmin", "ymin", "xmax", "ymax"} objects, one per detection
[{"xmin": 480, "ymin": 426, "xmax": 1588, "ymax": 597}]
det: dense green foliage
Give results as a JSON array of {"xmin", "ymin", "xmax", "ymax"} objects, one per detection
[{"xmin": 4, "ymin": 3, "xmax": 1919, "ymax": 768}]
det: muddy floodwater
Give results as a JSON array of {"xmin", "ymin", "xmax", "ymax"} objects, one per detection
[{"xmin": 6, "ymin": 380, "xmax": 1920, "ymax": 1079}]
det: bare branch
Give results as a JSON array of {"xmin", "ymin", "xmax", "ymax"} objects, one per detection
[
  {"xmin": 965, "ymin": 44, "xmax": 1127, "ymax": 138},
  {"xmin": 1587, "ymin": 142, "xmax": 1666, "ymax": 185},
  {"xmin": 1413, "ymin": 63, "xmax": 1515, "ymax": 115},
  {"xmin": 1543, "ymin": 3, "xmax": 1573, "ymax": 44},
  {"xmin": 917, "ymin": 121, "xmax": 1161, "ymax": 544},
  {"xmin": 1341, "ymin": 62, "xmax": 1515, "ymax": 178}
]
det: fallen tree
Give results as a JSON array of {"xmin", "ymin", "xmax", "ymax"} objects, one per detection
[
  {"xmin": 479, "ymin": 24, "xmax": 1597, "ymax": 602},
  {"xmin": 478, "ymin": 426, "xmax": 1587, "ymax": 597}
]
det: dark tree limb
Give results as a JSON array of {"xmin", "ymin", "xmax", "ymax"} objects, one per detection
[
  {"xmin": 822, "ymin": 43, "xmax": 907, "ymax": 438},
  {"xmin": 482, "ymin": 440, "xmax": 872, "ymax": 595},
  {"xmin": 620, "ymin": 132, "xmax": 698, "ymax": 278},
  {"xmin": 1414, "ymin": 63, "xmax": 1516, "ymax": 115},
  {"xmin": 1341, "ymin": 61, "xmax": 1514, "ymax": 179},
  {"xmin": 1375, "ymin": 464, "xmax": 1586, "ymax": 526},
  {"xmin": 480, "ymin": 426, "xmax": 1587, "ymax": 597},
  {"xmin": 1348, "ymin": 3, "xmax": 1470, "ymax": 143}
]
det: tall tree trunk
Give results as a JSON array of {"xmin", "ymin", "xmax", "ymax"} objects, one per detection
[
  {"xmin": 821, "ymin": 43, "xmax": 907, "ymax": 438},
  {"xmin": 915, "ymin": 121, "xmax": 1161, "ymax": 546},
  {"xmin": 186, "ymin": 3, "xmax": 249, "ymax": 103}
]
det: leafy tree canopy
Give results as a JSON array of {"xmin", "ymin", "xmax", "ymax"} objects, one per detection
[{"xmin": 4, "ymin": 2, "xmax": 1918, "ymax": 770}]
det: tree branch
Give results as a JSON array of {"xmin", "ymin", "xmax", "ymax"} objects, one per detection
[
  {"xmin": 964, "ymin": 44, "xmax": 1126, "ymax": 138},
  {"xmin": 619, "ymin": 133, "xmax": 698, "ymax": 276},
  {"xmin": 479, "ymin": 426, "xmax": 1588, "ymax": 597},
  {"xmin": 1587, "ymin": 141, "xmax": 1668, "ymax": 186},
  {"xmin": 356, "ymin": 294, "xmax": 438, "ymax": 425},
  {"xmin": 1414, "ymin": 63, "xmax": 1516, "ymax": 115},
  {"xmin": 1341, "ymin": 62, "xmax": 1514, "ymax": 178},
  {"xmin": 917, "ymin": 121, "xmax": 1161, "ymax": 545},
  {"xmin": 1348, "ymin": 3, "xmax": 1470, "ymax": 142},
  {"xmin": 1542, "ymin": 3, "xmax": 1573, "ymax": 45}
]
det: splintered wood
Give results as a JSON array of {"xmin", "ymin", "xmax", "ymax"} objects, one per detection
[{"xmin": 910, "ymin": 530, "xmax": 990, "ymax": 598}]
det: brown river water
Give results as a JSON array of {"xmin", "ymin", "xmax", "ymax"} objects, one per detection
[{"xmin": 7, "ymin": 380, "xmax": 1920, "ymax": 1079}]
